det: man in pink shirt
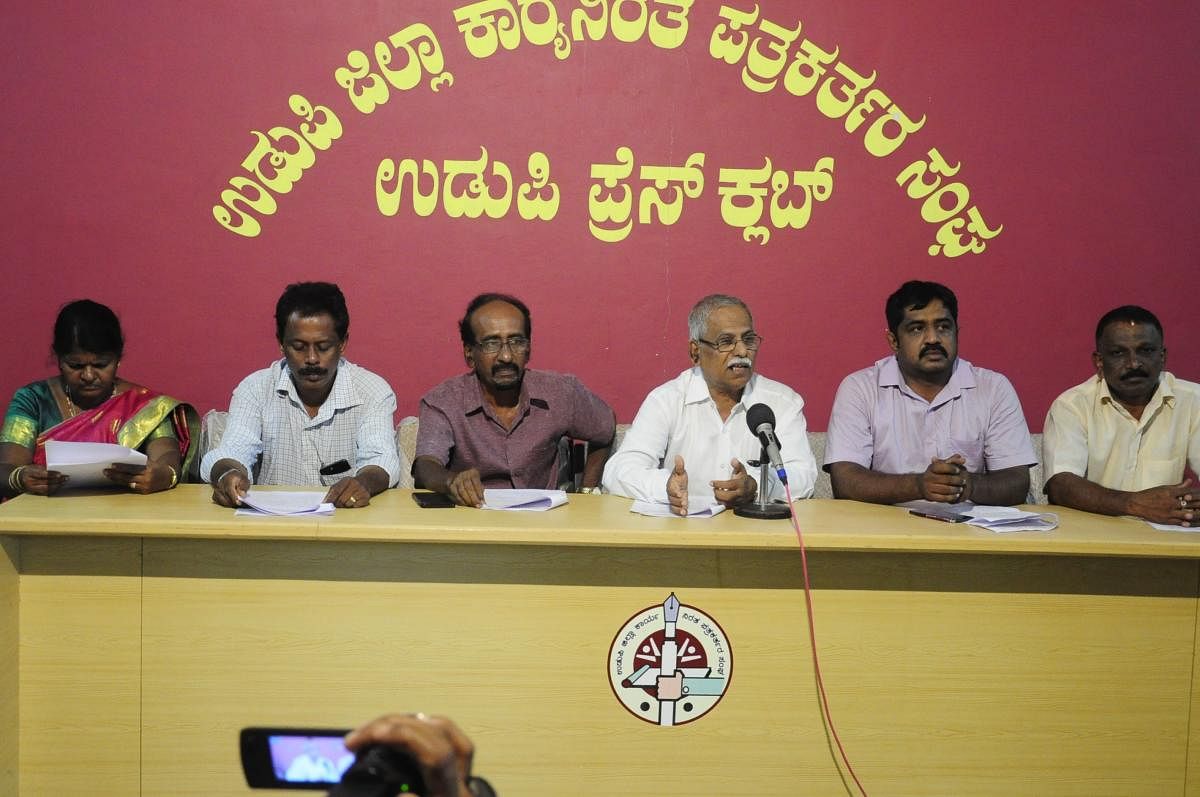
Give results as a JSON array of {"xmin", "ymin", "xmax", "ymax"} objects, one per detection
[
  {"xmin": 413, "ymin": 293, "xmax": 615, "ymax": 507},
  {"xmin": 824, "ymin": 281, "xmax": 1036, "ymax": 505}
]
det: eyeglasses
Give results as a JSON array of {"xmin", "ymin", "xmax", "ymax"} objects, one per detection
[
  {"xmin": 473, "ymin": 336, "xmax": 530, "ymax": 355},
  {"xmin": 695, "ymin": 333, "xmax": 763, "ymax": 353}
]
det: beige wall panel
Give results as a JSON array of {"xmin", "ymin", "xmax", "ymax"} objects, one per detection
[
  {"xmin": 137, "ymin": 540, "xmax": 1197, "ymax": 797},
  {"xmin": 0, "ymin": 537, "xmax": 18, "ymax": 795},
  {"xmin": 17, "ymin": 536, "xmax": 142, "ymax": 796}
]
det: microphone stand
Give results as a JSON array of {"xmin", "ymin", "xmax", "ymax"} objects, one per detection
[{"xmin": 733, "ymin": 441, "xmax": 792, "ymax": 520}]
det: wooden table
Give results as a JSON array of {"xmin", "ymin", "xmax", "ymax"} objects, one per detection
[{"xmin": 2, "ymin": 485, "xmax": 1199, "ymax": 796}]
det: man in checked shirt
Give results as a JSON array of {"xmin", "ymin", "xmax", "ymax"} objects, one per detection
[{"xmin": 202, "ymin": 281, "xmax": 400, "ymax": 509}]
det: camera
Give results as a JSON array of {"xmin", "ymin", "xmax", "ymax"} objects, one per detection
[
  {"xmin": 240, "ymin": 726, "xmax": 496, "ymax": 796},
  {"xmin": 239, "ymin": 727, "xmax": 424, "ymax": 795}
]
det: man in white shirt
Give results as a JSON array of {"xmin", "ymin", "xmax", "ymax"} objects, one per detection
[
  {"xmin": 1043, "ymin": 305, "xmax": 1200, "ymax": 525},
  {"xmin": 201, "ymin": 282, "xmax": 400, "ymax": 509},
  {"xmin": 602, "ymin": 294, "xmax": 817, "ymax": 514}
]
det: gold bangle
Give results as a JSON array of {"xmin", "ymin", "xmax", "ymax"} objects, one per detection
[
  {"xmin": 167, "ymin": 465, "xmax": 179, "ymax": 489},
  {"xmin": 9, "ymin": 465, "xmax": 26, "ymax": 494}
]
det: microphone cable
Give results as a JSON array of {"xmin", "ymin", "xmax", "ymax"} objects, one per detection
[{"xmin": 783, "ymin": 480, "xmax": 869, "ymax": 797}]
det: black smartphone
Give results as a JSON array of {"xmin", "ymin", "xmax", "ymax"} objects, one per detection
[
  {"xmin": 319, "ymin": 459, "xmax": 352, "ymax": 477},
  {"xmin": 909, "ymin": 508, "xmax": 971, "ymax": 523},
  {"xmin": 412, "ymin": 491, "xmax": 455, "ymax": 509},
  {"xmin": 240, "ymin": 727, "xmax": 352, "ymax": 789}
]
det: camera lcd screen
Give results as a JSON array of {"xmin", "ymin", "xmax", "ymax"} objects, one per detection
[{"xmin": 267, "ymin": 733, "xmax": 354, "ymax": 785}]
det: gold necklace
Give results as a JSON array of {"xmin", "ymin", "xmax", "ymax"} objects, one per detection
[{"xmin": 62, "ymin": 381, "xmax": 78, "ymax": 419}]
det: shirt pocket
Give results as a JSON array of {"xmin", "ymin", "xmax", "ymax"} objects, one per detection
[
  {"xmin": 1140, "ymin": 458, "xmax": 1183, "ymax": 488},
  {"xmin": 947, "ymin": 435, "xmax": 985, "ymax": 473}
]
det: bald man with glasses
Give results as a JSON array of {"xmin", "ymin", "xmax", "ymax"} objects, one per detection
[{"xmin": 413, "ymin": 293, "xmax": 615, "ymax": 507}]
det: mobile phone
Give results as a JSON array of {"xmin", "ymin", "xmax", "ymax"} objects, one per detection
[
  {"xmin": 412, "ymin": 491, "xmax": 455, "ymax": 509},
  {"xmin": 240, "ymin": 727, "xmax": 353, "ymax": 789},
  {"xmin": 319, "ymin": 459, "xmax": 352, "ymax": 477},
  {"xmin": 909, "ymin": 509, "xmax": 971, "ymax": 523}
]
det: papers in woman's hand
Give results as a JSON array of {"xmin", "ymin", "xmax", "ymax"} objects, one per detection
[
  {"xmin": 236, "ymin": 491, "xmax": 334, "ymax": 517},
  {"xmin": 482, "ymin": 489, "xmax": 568, "ymax": 511},
  {"xmin": 630, "ymin": 500, "xmax": 726, "ymax": 518},
  {"xmin": 44, "ymin": 441, "xmax": 147, "ymax": 489}
]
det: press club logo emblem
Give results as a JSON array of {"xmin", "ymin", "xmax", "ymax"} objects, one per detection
[{"xmin": 607, "ymin": 593, "xmax": 732, "ymax": 726}]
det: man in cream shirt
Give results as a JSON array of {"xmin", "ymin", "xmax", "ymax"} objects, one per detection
[
  {"xmin": 1043, "ymin": 305, "xmax": 1200, "ymax": 526},
  {"xmin": 602, "ymin": 294, "xmax": 817, "ymax": 514}
]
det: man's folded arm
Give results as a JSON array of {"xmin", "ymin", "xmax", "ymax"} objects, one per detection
[{"xmin": 828, "ymin": 461, "xmax": 923, "ymax": 504}]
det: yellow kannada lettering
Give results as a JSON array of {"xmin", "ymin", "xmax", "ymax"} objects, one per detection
[
  {"xmin": 782, "ymin": 37, "xmax": 838, "ymax": 97},
  {"xmin": 815, "ymin": 60, "xmax": 877, "ymax": 120},
  {"xmin": 896, "ymin": 148, "xmax": 961, "ymax": 200},
  {"xmin": 742, "ymin": 16, "xmax": 802, "ymax": 93},
  {"xmin": 334, "ymin": 50, "xmax": 390, "ymax": 115},
  {"xmin": 709, "ymin": 4, "xmax": 758, "ymax": 65},
  {"xmin": 638, "ymin": 153, "xmax": 705, "ymax": 225},
  {"xmin": 647, "ymin": 0, "xmax": 694, "ymax": 49},
  {"xmin": 609, "ymin": 0, "xmax": 650, "ymax": 43},
  {"xmin": 289, "ymin": 95, "xmax": 342, "ymax": 151},
  {"xmin": 212, "ymin": 177, "xmax": 277, "ymax": 238},
  {"xmin": 377, "ymin": 23, "xmax": 453, "ymax": 92},
  {"xmin": 588, "ymin": 146, "xmax": 636, "ymax": 242},
  {"xmin": 454, "ymin": 0, "xmax": 521, "ymax": 59},
  {"xmin": 517, "ymin": 152, "xmax": 560, "ymax": 221},
  {"xmin": 240, "ymin": 129, "xmax": 315, "ymax": 195},
  {"xmin": 376, "ymin": 158, "xmax": 440, "ymax": 218},
  {"xmin": 442, "ymin": 147, "xmax": 513, "ymax": 220},
  {"xmin": 717, "ymin": 157, "xmax": 773, "ymax": 244},
  {"xmin": 769, "ymin": 156, "xmax": 833, "ymax": 230}
]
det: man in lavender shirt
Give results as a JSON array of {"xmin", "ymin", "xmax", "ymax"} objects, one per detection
[
  {"xmin": 824, "ymin": 280, "xmax": 1035, "ymax": 506},
  {"xmin": 413, "ymin": 293, "xmax": 615, "ymax": 507}
]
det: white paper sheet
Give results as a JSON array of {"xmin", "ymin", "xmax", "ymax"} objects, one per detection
[
  {"xmin": 236, "ymin": 490, "xmax": 334, "ymax": 517},
  {"xmin": 44, "ymin": 440, "xmax": 147, "ymax": 489},
  {"xmin": 1146, "ymin": 520, "xmax": 1200, "ymax": 532},
  {"xmin": 481, "ymin": 489, "xmax": 568, "ymax": 511},
  {"xmin": 899, "ymin": 500, "xmax": 1058, "ymax": 532},
  {"xmin": 630, "ymin": 500, "xmax": 726, "ymax": 518},
  {"xmin": 963, "ymin": 505, "xmax": 1059, "ymax": 532}
]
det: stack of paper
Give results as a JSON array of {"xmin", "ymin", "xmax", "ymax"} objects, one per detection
[
  {"xmin": 236, "ymin": 491, "xmax": 334, "ymax": 517},
  {"xmin": 44, "ymin": 441, "xmax": 147, "ymax": 489},
  {"xmin": 630, "ymin": 500, "xmax": 726, "ymax": 518},
  {"xmin": 963, "ymin": 505, "xmax": 1059, "ymax": 532},
  {"xmin": 482, "ymin": 489, "xmax": 568, "ymax": 511}
]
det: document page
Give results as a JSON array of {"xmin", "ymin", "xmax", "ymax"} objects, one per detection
[
  {"xmin": 630, "ymin": 500, "xmax": 726, "ymax": 518},
  {"xmin": 44, "ymin": 441, "xmax": 147, "ymax": 489},
  {"xmin": 237, "ymin": 490, "xmax": 334, "ymax": 517},
  {"xmin": 481, "ymin": 489, "xmax": 568, "ymax": 511}
]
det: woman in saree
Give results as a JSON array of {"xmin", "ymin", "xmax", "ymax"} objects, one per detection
[{"xmin": 0, "ymin": 299, "xmax": 200, "ymax": 498}]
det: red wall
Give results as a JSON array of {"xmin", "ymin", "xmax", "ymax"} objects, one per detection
[{"xmin": 3, "ymin": 1, "xmax": 1197, "ymax": 431}]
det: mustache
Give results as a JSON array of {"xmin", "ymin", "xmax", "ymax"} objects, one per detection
[
  {"xmin": 491, "ymin": 364, "xmax": 520, "ymax": 376},
  {"xmin": 727, "ymin": 356, "xmax": 753, "ymax": 368},
  {"xmin": 298, "ymin": 367, "xmax": 327, "ymax": 377},
  {"xmin": 1120, "ymin": 368, "xmax": 1150, "ymax": 380},
  {"xmin": 920, "ymin": 344, "xmax": 948, "ymax": 358}
]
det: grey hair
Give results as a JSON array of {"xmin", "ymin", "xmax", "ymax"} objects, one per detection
[{"xmin": 687, "ymin": 294, "xmax": 752, "ymax": 340}]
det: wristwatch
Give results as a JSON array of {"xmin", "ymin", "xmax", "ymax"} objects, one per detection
[{"xmin": 579, "ymin": 486, "xmax": 601, "ymax": 494}]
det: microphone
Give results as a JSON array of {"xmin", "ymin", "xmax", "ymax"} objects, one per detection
[{"xmin": 745, "ymin": 403, "xmax": 787, "ymax": 485}]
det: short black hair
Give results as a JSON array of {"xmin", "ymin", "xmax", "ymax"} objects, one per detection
[
  {"xmin": 53, "ymin": 299, "xmax": 124, "ymax": 358},
  {"xmin": 1094, "ymin": 305, "xmax": 1163, "ymax": 347},
  {"xmin": 885, "ymin": 280, "xmax": 958, "ymax": 334},
  {"xmin": 458, "ymin": 293, "xmax": 531, "ymax": 346},
  {"xmin": 275, "ymin": 282, "xmax": 349, "ymax": 342}
]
